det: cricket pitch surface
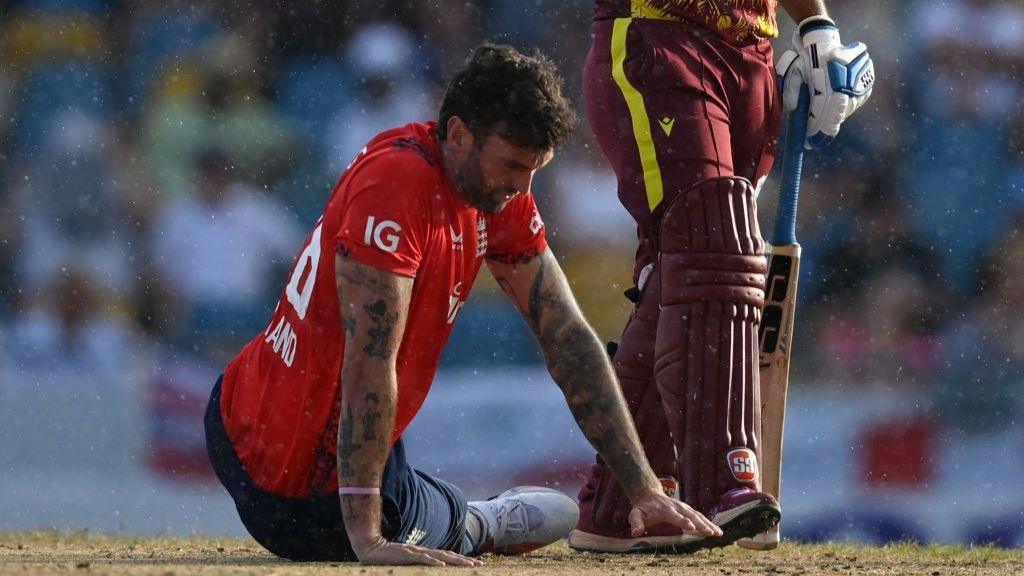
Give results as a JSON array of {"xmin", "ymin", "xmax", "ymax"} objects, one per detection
[{"xmin": 2, "ymin": 532, "xmax": 1022, "ymax": 575}]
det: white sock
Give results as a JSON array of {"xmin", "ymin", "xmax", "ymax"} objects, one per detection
[{"xmin": 464, "ymin": 505, "xmax": 486, "ymax": 555}]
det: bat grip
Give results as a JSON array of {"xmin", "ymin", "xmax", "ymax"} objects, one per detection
[{"xmin": 772, "ymin": 86, "xmax": 810, "ymax": 246}]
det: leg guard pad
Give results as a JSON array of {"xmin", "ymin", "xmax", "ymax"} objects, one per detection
[
  {"xmin": 654, "ymin": 177, "xmax": 767, "ymax": 514},
  {"xmin": 576, "ymin": 264, "xmax": 677, "ymax": 535}
]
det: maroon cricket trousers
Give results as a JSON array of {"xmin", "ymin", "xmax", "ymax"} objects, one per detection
[{"xmin": 578, "ymin": 14, "xmax": 782, "ymax": 525}]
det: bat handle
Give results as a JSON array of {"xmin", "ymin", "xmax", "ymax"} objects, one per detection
[{"xmin": 772, "ymin": 86, "xmax": 810, "ymax": 246}]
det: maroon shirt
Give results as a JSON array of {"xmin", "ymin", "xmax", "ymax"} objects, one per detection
[{"xmin": 594, "ymin": 0, "xmax": 779, "ymax": 44}]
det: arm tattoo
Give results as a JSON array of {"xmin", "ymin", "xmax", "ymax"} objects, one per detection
[
  {"xmin": 526, "ymin": 256, "xmax": 567, "ymax": 333},
  {"xmin": 487, "ymin": 247, "xmax": 543, "ymax": 265},
  {"xmin": 495, "ymin": 277, "xmax": 524, "ymax": 310},
  {"xmin": 335, "ymin": 252, "xmax": 400, "ymax": 300},
  {"xmin": 340, "ymin": 494, "xmax": 367, "ymax": 522},
  {"xmin": 362, "ymin": 393, "xmax": 382, "ymax": 441},
  {"xmin": 334, "ymin": 252, "xmax": 409, "ymax": 541},
  {"xmin": 362, "ymin": 300, "xmax": 397, "ymax": 358},
  {"xmin": 338, "ymin": 404, "xmax": 362, "ymax": 478},
  {"xmin": 527, "ymin": 254, "xmax": 653, "ymax": 495},
  {"xmin": 337, "ymin": 252, "xmax": 400, "ymax": 339}
]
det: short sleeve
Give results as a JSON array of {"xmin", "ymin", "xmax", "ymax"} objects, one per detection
[
  {"xmin": 334, "ymin": 157, "xmax": 432, "ymax": 277},
  {"xmin": 485, "ymin": 192, "xmax": 548, "ymax": 262}
]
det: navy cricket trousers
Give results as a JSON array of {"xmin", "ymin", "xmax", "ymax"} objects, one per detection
[{"xmin": 204, "ymin": 378, "xmax": 471, "ymax": 561}]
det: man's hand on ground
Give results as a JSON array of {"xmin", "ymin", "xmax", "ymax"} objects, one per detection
[
  {"xmin": 354, "ymin": 536, "xmax": 483, "ymax": 566},
  {"xmin": 627, "ymin": 488, "xmax": 723, "ymax": 538}
]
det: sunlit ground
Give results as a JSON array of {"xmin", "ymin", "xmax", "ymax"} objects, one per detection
[{"xmin": 1, "ymin": 533, "xmax": 1022, "ymax": 576}]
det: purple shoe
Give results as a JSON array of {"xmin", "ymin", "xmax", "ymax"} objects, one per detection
[{"xmin": 706, "ymin": 488, "xmax": 781, "ymax": 549}]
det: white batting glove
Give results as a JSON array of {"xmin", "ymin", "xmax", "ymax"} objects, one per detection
[{"xmin": 776, "ymin": 16, "xmax": 875, "ymax": 149}]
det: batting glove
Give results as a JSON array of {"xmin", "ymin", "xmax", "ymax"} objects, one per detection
[{"xmin": 776, "ymin": 16, "xmax": 875, "ymax": 150}]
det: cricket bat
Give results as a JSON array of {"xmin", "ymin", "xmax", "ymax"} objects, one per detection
[{"xmin": 739, "ymin": 86, "xmax": 810, "ymax": 551}]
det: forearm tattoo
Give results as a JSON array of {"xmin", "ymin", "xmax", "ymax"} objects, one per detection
[
  {"xmin": 524, "ymin": 254, "xmax": 651, "ymax": 493},
  {"xmin": 362, "ymin": 393, "xmax": 382, "ymax": 441},
  {"xmin": 341, "ymin": 494, "xmax": 368, "ymax": 523},
  {"xmin": 334, "ymin": 253, "xmax": 406, "ymax": 534},
  {"xmin": 338, "ymin": 403, "xmax": 362, "ymax": 479}
]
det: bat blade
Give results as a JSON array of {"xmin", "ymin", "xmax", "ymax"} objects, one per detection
[
  {"xmin": 759, "ymin": 242, "xmax": 801, "ymax": 497},
  {"xmin": 753, "ymin": 241, "xmax": 801, "ymax": 549}
]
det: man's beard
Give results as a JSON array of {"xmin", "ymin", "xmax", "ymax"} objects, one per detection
[{"xmin": 455, "ymin": 148, "xmax": 514, "ymax": 214}]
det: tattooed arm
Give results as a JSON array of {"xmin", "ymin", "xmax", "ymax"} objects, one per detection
[
  {"xmin": 487, "ymin": 249, "xmax": 721, "ymax": 537},
  {"xmin": 335, "ymin": 253, "xmax": 480, "ymax": 566}
]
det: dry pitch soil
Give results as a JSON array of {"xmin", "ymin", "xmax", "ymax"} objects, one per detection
[{"xmin": 1, "ymin": 532, "xmax": 1022, "ymax": 576}]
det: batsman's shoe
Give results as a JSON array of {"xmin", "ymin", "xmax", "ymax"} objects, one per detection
[
  {"xmin": 737, "ymin": 527, "xmax": 781, "ymax": 551},
  {"xmin": 707, "ymin": 488, "xmax": 781, "ymax": 549},
  {"xmin": 568, "ymin": 477, "xmax": 708, "ymax": 554},
  {"xmin": 468, "ymin": 486, "xmax": 579, "ymax": 555}
]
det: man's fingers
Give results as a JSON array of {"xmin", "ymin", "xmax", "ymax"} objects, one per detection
[
  {"xmin": 628, "ymin": 507, "xmax": 646, "ymax": 537},
  {"xmin": 379, "ymin": 546, "xmax": 445, "ymax": 566},
  {"xmin": 692, "ymin": 513, "xmax": 720, "ymax": 537},
  {"xmin": 414, "ymin": 552, "xmax": 446, "ymax": 566},
  {"xmin": 631, "ymin": 505, "xmax": 701, "ymax": 537},
  {"xmin": 666, "ymin": 508, "xmax": 697, "ymax": 533},
  {"xmin": 629, "ymin": 494, "xmax": 725, "ymax": 539},
  {"xmin": 409, "ymin": 544, "xmax": 481, "ymax": 566},
  {"xmin": 677, "ymin": 504, "xmax": 721, "ymax": 537},
  {"xmin": 428, "ymin": 548, "xmax": 482, "ymax": 566},
  {"xmin": 362, "ymin": 543, "xmax": 480, "ymax": 567}
]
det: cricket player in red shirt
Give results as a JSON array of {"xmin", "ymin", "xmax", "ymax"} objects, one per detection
[
  {"xmin": 570, "ymin": 0, "xmax": 875, "ymax": 553},
  {"xmin": 204, "ymin": 43, "xmax": 723, "ymax": 567}
]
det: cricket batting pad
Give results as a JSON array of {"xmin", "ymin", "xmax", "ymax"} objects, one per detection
[
  {"xmin": 655, "ymin": 176, "xmax": 767, "ymax": 514},
  {"xmin": 578, "ymin": 264, "xmax": 677, "ymax": 532}
]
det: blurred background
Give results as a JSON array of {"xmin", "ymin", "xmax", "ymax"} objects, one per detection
[{"xmin": 0, "ymin": 0, "xmax": 1022, "ymax": 545}]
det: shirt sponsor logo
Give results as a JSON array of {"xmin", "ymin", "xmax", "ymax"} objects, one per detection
[
  {"xmin": 727, "ymin": 448, "xmax": 759, "ymax": 483},
  {"xmin": 450, "ymin": 224, "xmax": 463, "ymax": 250},
  {"xmin": 364, "ymin": 216, "xmax": 402, "ymax": 253},
  {"xmin": 476, "ymin": 217, "xmax": 488, "ymax": 257}
]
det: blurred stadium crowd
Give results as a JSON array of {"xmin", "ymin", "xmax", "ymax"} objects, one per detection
[{"xmin": 0, "ymin": 0, "xmax": 1021, "ymax": 433}]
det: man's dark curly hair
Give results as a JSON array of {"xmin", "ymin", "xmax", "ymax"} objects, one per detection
[{"xmin": 437, "ymin": 43, "xmax": 577, "ymax": 151}]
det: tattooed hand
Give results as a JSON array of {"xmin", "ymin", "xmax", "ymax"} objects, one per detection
[
  {"xmin": 487, "ymin": 249, "xmax": 667, "ymax": 504},
  {"xmin": 335, "ymin": 252, "xmax": 413, "ymax": 560}
]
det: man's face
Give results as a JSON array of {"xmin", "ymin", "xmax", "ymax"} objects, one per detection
[{"xmin": 449, "ymin": 126, "xmax": 554, "ymax": 214}]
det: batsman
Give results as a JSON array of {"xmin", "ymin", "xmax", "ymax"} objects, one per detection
[{"xmin": 569, "ymin": 0, "xmax": 875, "ymax": 553}]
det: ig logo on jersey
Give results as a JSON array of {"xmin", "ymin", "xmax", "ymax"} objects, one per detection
[{"xmin": 364, "ymin": 216, "xmax": 402, "ymax": 253}]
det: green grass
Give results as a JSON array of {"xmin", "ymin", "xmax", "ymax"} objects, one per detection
[{"xmin": 0, "ymin": 532, "xmax": 1021, "ymax": 575}]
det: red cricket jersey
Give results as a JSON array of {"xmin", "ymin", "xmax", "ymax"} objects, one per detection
[
  {"xmin": 595, "ymin": 0, "xmax": 779, "ymax": 44},
  {"xmin": 220, "ymin": 122, "xmax": 548, "ymax": 497}
]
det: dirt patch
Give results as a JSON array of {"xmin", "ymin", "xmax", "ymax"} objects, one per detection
[{"xmin": 1, "ymin": 533, "xmax": 1021, "ymax": 576}]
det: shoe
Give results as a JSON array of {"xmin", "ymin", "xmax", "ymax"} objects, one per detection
[
  {"xmin": 737, "ymin": 527, "xmax": 781, "ymax": 550},
  {"xmin": 568, "ymin": 476, "xmax": 707, "ymax": 554},
  {"xmin": 468, "ymin": 486, "xmax": 579, "ymax": 555},
  {"xmin": 706, "ymin": 488, "xmax": 781, "ymax": 549}
]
